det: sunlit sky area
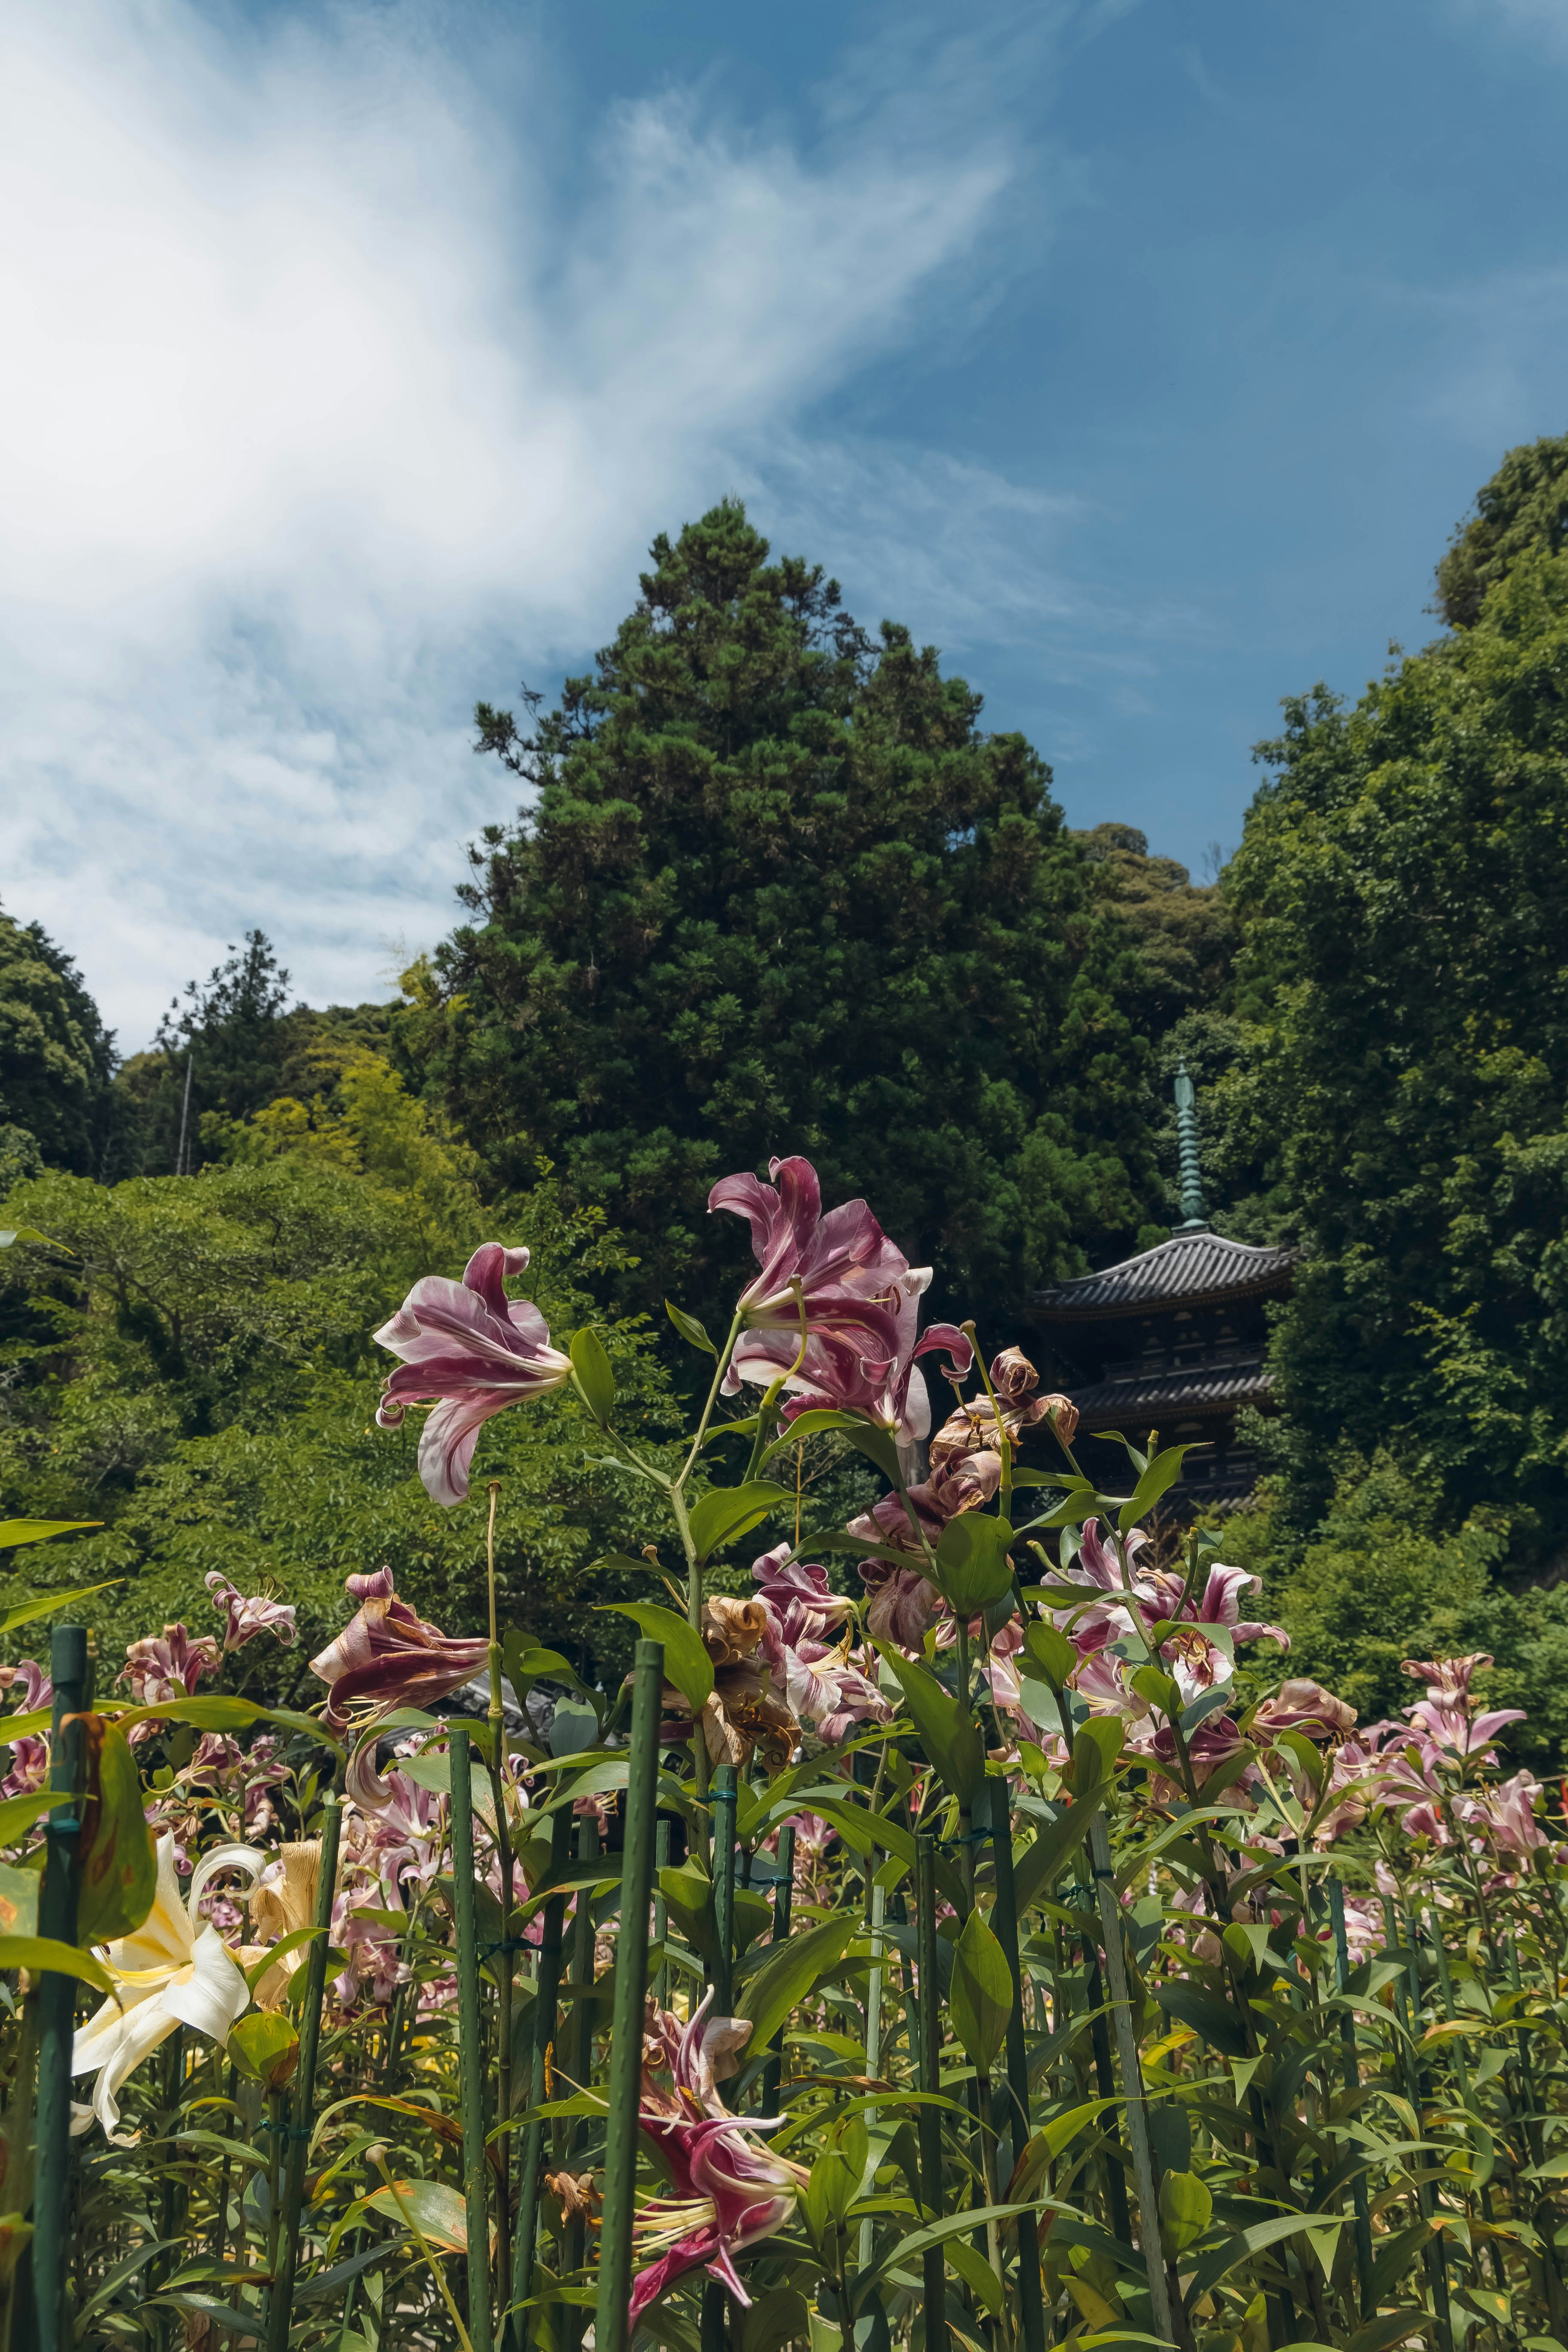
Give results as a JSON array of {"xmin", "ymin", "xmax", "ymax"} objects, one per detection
[{"xmin": 6, "ymin": 0, "xmax": 1568, "ymax": 1042}]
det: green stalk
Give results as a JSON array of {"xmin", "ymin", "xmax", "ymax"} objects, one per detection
[
  {"xmin": 593, "ymin": 1638, "xmax": 664, "ymax": 2352},
  {"xmin": 1381, "ymin": 1891, "xmax": 1454, "ymax": 2352},
  {"xmin": 760, "ymin": 1824, "xmax": 794, "ymax": 2116},
  {"xmin": 990, "ymin": 1794, "xmax": 1046, "ymax": 2352},
  {"xmin": 33, "ymin": 1621, "xmax": 89, "ymax": 2352},
  {"xmin": 914, "ymin": 1835, "xmax": 950, "ymax": 2352},
  {"xmin": 449, "ymin": 1726, "xmax": 494, "ymax": 2351},
  {"xmin": 856, "ymin": 1874, "xmax": 887, "ymax": 2276},
  {"xmin": 1327, "ymin": 1878, "xmax": 1375, "ymax": 2317},
  {"xmin": 266, "ymin": 1787, "xmax": 344, "ymax": 2352},
  {"xmin": 484, "ymin": 1479, "xmax": 516, "ymax": 2334},
  {"xmin": 1086, "ymin": 1813, "xmax": 1173, "ymax": 2345},
  {"xmin": 654, "ymin": 1819, "xmax": 671, "ymax": 2013},
  {"xmin": 511, "ymin": 1807, "xmax": 572, "ymax": 2330},
  {"xmin": 1424, "ymin": 1906, "xmax": 1507, "ymax": 2293}
]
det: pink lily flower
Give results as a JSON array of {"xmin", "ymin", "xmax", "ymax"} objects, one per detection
[
  {"xmin": 710, "ymin": 1157, "xmax": 913, "ymax": 1368},
  {"xmin": 0, "ymin": 1661, "xmax": 53, "ymax": 1805},
  {"xmin": 1251, "ymin": 1679, "xmax": 1357, "ymax": 1743},
  {"xmin": 120, "ymin": 1624, "xmax": 221, "ymax": 1707},
  {"xmin": 779, "ymin": 1638, "xmax": 892, "ymax": 1746},
  {"xmin": 1458, "ymin": 1768, "xmax": 1548, "ymax": 1860},
  {"xmin": 728, "ymin": 1267, "xmax": 972, "ymax": 1444},
  {"xmin": 750, "ymin": 1548, "xmax": 854, "ymax": 1641},
  {"xmin": 309, "ymin": 1567, "xmax": 488, "ymax": 1734},
  {"xmin": 858, "ymin": 1560, "xmax": 943, "ymax": 1650},
  {"xmin": 374, "ymin": 1242, "xmax": 573, "ymax": 1506},
  {"xmin": 630, "ymin": 1992, "xmax": 807, "ymax": 2322},
  {"xmin": 1397, "ymin": 1652, "xmax": 1525, "ymax": 1762},
  {"xmin": 205, "ymin": 1574, "xmax": 297, "ymax": 1653}
]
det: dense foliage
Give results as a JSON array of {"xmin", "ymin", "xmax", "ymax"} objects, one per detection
[
  {"xmin": 396, "ymin": 502, "xmax": 1179, "ymax": 1330},
  {"xmin": 0, "ymin": 1055, "xmax": 680, "ymax": 1682},
  {"xmin": 1218, "ymin": 440, "xmax": 1568, "ymax": 1557},
  {"xmin": 0, "ymin": 906, "xmax": 123, "ymax": 1183}
]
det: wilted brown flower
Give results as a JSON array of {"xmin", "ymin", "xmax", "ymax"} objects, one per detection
[
  {"xmin": 244, "ymin": 1843, "xmax": 322, "ymax": 2011},
  {"xmin": 700, "ymin": 1596, "xmax": 770, "ymax": 1668},
  {"xmin": 929, "ymin": 1348, "xmax": 1076, "ymax": 1467},
  {"xmin": 545, "ymin": 2169, "xmax": 600, "ymax": 2224}
]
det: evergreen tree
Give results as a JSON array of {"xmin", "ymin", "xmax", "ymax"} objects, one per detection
[
  {"xmin": 1228, "ymin": 436, "xmax": 1568, "ymax": 1557},
  {"xmin": 398, "ymin": 501, "xmax": 1171, "ymax": 1329},
  {"xmin": 0, "ymin": 905, "xmax": 123, "ymax": 1180},
  {"xmin": 124, "ymin": 931, "xmax": 298, "ymax": 1172}
]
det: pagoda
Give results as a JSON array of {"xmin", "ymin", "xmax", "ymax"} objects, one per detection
[{"xmin": 1024, "ymin": 1064, "xmax": 1296, "ymax": 1510}]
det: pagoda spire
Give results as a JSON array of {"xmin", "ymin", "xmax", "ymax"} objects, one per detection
[{"xmin": 1173, "ymin": 1059, "xmax": 1209, "ymax": 1233}]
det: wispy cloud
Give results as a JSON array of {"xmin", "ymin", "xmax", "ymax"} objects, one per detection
[{"xmin": 1, "ymin": 0, "xmax": 1036, "ymax": 1043}]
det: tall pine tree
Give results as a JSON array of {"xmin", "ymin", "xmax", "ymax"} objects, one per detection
[{"xmin": 397, "ymin": 501, "xmax": 1171, "ymax": 1327}]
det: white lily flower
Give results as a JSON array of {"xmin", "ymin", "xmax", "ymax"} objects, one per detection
[{"xmin": 71, "ymin": 1832, "xmax": 267, "ymax": 2143}]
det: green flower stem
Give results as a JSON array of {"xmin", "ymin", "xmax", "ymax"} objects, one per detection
[
  {"xmin": 1424, "ymin": 1907, "xmax": 1507, "ymax": 2292},
  {"xmin": 1381, "ymin": 1891, "xmax": 1454, "ymax": 2352},
  {"xmin": 760, "ymin": 1824, "xmax": 794, "ymax": 2116},
  {"xmin": 267, "ymin": 1785, "xmax": 344, "ymax": 2352},
  {"xmin": 485, "ymin": 1480, "xmax": 516, "ymax": 2332},
  {"xmin": 512, "ymin": 1806, "xmax": 573, "ymax": 2330},
  {"xmin": 914, "ymin": 1834, "xmax": 949, "ymax": 2352},
  {"xmin": 593, "ymin": 1638, "xmax": 664, "ymax": 2352},
  {"xmin": 654, "ymin": 1818, "xmax": 671, "ymax": 2011},
  {"xmin": 448, "ymin": 1728, "xmax": 494, "ymax": 2352},
  {"xmin": 1327, "ymin": 1878, "xmax": 1375, "ymax": 2317},
  {"xmin": 989, "ymin": 1796, "xmax": 1045, "ymax": 2352},
  {"xmin": 33, "ymin": 1621, "xmax": 89, "ymax": 2352},
  {"xmin": 674, "ymin": 1314, "xmax": 745, "ymax": 1494},
  {"xmin": 1086, "ymin": 1811, "xmax": 1173, "ymax": 2347},
  {"xmin": 856, "ymin": 1872, "xmax": 887, "ymax": 2275}
]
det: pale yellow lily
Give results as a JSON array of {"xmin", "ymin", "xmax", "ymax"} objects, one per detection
[{"xmin": 71, "ymin": 1832, "xmax": 266, "ymax": 2142}]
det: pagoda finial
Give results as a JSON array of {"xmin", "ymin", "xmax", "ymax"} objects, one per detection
[{"xmin": 1173, "ymin": 1058, "xmax": 1208, "ymax": 1233}]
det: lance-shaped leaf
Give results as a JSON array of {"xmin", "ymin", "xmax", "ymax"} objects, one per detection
[
  {"xmin": 932, "ymin": 1514, "xmax": 1015, "ymax": 1615},
  {"xmin": 1158, "ymin": 2168, "xmax": 1212, "ymax": 2258},
  {"xmin": 687, "ymin": 1481, "xmax": 791, "ymax": 1561},
  {"xmin": 665, "ymin": 1300, "xmax": 717, "ymax": 1355},
  {"xmin": 1010, "ymin": 1787, "xmax": 1106, "ymax": 1915},
  {"xmin": 1067, "ymin": 1718, "xmax": 1123, "ymax": 1799},
  {"xmin": 874, "ymin": 1643, "xmax": 984, "ymax": 1805},
  {"xmin": 0, "ymin": 1789, "xmax": 76, "ymax": 1847},
  {"xmin": 0, "ymin": 1935, "xmax": 114, "ymax": 1992},
  {"xmin": 0, "ymin": 1574, "xmax": 113, "ymax": 1623},
  {"xmin": 739, "ymin": 1917, "xmax": 857, "ymax": 2058},
  {"xmin": 598, "ymin": 1601, "xmax": 713, "ymax": 1713},
  {"xmin": 229, "ymin": 2011, "xmax": 301, "ymax": 2091},
  {"xmin": 950, "ymin": 1904, "xmax": 1012, "ymax": 2074},
  {"xmin": 1118, "ymin": 1445, "xmax": 1190, "ymax": 1533},
  {"xmin": 77, "ymin": 1715, "xmax": 158, "ymax": 1947},
  {"xmin": 363, "ymin": 2178, "xmax": 472, "ymax": 2252},
  {"xmin": 1020, "ymin": 1620, "xmax": 1077, "ymax": 1686},
  {"xmin": 569, "ymin": 1326, "xmax": 617, "ymax": 1424},
  {"xmin": 658, "ymin": 1855, "xmax": 718, "ymax": 1964}
]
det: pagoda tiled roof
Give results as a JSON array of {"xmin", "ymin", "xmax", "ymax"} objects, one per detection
[
  {"xmin": 1029, "ymin": 1229, "xmax": 1298, "ymax": 1321},
  {"xmin": 1071, "ymin": 1360, "xmax": 1275, "ymax": 1428}
]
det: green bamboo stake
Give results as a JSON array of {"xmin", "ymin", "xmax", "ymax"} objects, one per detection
[
  {"xmin": 1087, "ymin": 1813, "xmax": 1174, "ymax": 2346},
  {"xmin": 710, "ymin": 1764, "xmax": 737, "ymax": 2020},
  {"xmin": 33, "ymin": 1623, "xmax": 89, "ymax": 2352},
  {"xmin": 760, "ymin": 1824, "xmax": 793, "ymax": 2116},
  {"xmin": 1327, "ymin": 1878, "xmax": 1375, "ymax": 2317},
  {"xmin": 991, "ymin": 1793, "xmax": 1047, "ymax": 2352},
  {"xmin": 450, "ymin": 1724, "xmax": 494, "ymax": 2350},
  {"xmin": 594, "ymin": 1638, "xmax": 664, "ymax": 2352},
  {"xmin": 511, "ymin": 1805, "xmax": 573, "ymax": 2334},
  {"xmin": 266, "ymin": 1788, "xmax": 343, "ymax": 2352},
  {"xmin": 915, "ymin": 1834, "xmax": 950, "ymax": 2352}
]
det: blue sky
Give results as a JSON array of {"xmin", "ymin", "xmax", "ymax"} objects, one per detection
[{"xmin": 5, "ymin": 0, "xmax": 1568, "ymax": 1041}]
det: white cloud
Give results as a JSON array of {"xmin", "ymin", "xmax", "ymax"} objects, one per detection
[{"xmin": 0, "ymin": 0, "xmax": 1025, "ymax": 1045}]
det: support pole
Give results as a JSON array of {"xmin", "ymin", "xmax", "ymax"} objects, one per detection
[
  {"xmin": 33, "ymin": 1624, "xmax": 89, "ymax": 2352},
  {"xmin": 450, "ymin": 1727, "xmax": 494, "ymax": 2350},
  {"xmin": 594, "ymin": 1640, "xmax": 664, "ymax": 2352},
  {"xmin": 267, "ymin": 1792, "xmax": 344, "ymax": 2352}
]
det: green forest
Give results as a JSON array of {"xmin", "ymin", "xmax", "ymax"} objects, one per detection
[{"xmin": 6, "ymin": 436, "xmax": 1568, "ymax": 1751}]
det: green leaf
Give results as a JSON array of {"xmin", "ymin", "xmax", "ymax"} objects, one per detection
[
  {"xmin": 0, "ymin": 1936, "xmax": 113, "ymax": 1992},
  {"xmin": 665, "ymin": 1300, "xmax": 717, "ymax": 1355},
  {"xmin": 1011, "ymin": 1789, "xmax": 1105, "ymax": 1915},
  {"xmin": 115, "ymin": 1696, "xmax": 271, "ymax": 1735},
  {"xmin": 229, "ymin": 2011, "xmax": 301, "ymax": 2090},
  {"xmin": 932, "ymin": 1515, "xmax": 1015, "ymax": 1614},
  {"xmin": 76, "ymin": 1717, "xmax": 158, "ymax": 1947},
  {"xmin": 0, "ymin": 1226, "xmax": 69, "ymax": 1251},
  {"xmin": 950, "ymin": 1904, "xmax": 1012, "ymax": 2073},
  {"xmin": 0, "ymin": 1573, "xmax": 113, "ymax": 1622},
  {"xmin": 1020, "ymin": 1621, "xmax": 1077, "ymax": 1686},
  {"xmin": 1346, "ymin": 2317, "xmax": 1434, "ymax": 2352},
  {"xmin": 569, "ymin": 1326, "xmax": 617, "ymax": 1424},
  {"xmin": 854, "ymin": 2205, "xmax": 1045, "ymax": 2309},
  {"xmin": 658, "ymin": 1857, "xmax": 717, "ymax": 1964},
  {"xmin": 363, "ymin": 2177, "xmax": 470, "ymax": 2252},
  {"xmin": 1067, "ymin": 1718, "xmax": 1123, "ymax": 1798},
  {"xmin": 687, "ymin": 1481, "xmax": 791, "ymax": 1561},
  {"xmin": 0, "ymin": 1789, "xmax": 76, "ymax": 1846},
  {"xmin": 0, "ymin": 1861, "xmax": 39, "ymax": 1938},
  {"xmin": 1157, "ymin": 2168, "xmax": 1212, "ymax": 2257},
  {"xmin": 874, "ymin": 1645, "xmax": 984, "ymax": 1805},
  {"xmin": 597, "ymin": 1602, "xmax": 713, "ymax": 1713},
  {"xmin": 244, "ymin": 1927, "xmax": 325, "ymax": 1994},
  {"xmin": 1118, "ymin": 1445, "xmax": 1189, "ymax": 1532},
  {"xmin": 740, "ymin": 1918, "xmax": 856, "ymax": 2058},
  {"xmin": 1155, "ymin": 1980, "xmax": 1250, "ymax": 2060}
]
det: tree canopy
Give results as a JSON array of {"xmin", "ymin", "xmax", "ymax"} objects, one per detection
[
  {"xmin": 396, "ymin": 500, "xmax": 1174, "ymax": 1331},
  {"xmin": 1224, "ymin": 436, "xmax": 1568, "ymax": 1557},
  {"xmin": 0, "ymin": 905, "xmax": 122, "ymax": 1180}
]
